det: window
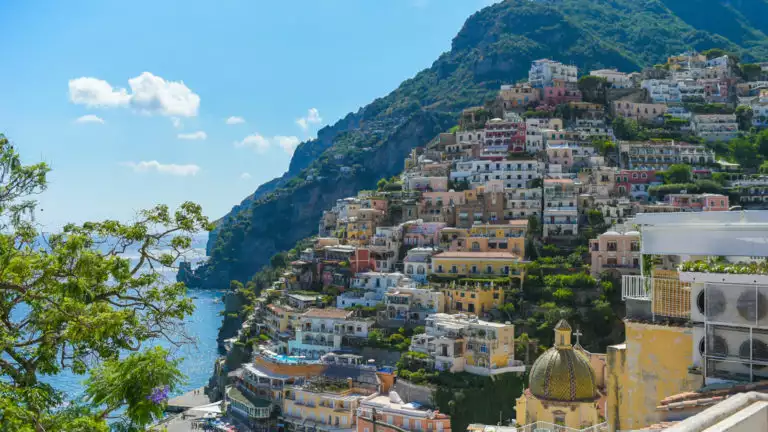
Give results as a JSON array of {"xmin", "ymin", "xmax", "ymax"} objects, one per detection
[
  {"xmin": 437, "ymin": 265, "xmax": 443, "ymax": 273},
  {"xmin": 471, "ymin": 265, "xmax": 478, "ymax": 274},
  {"xmin": 486, "ymin": 265, "xmax": 493, "ymax": 274},
  {"xmin": 451, "ymin": 265, "xmax": 458, "ymax": 274}
]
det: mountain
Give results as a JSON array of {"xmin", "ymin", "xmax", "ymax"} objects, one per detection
[{"xmin": 184, "ymin": 0, "xmax": 768, "ymax": 289}]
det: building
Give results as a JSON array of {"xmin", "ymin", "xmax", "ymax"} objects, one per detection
[
  {"xmin": 504, "ymin": 187, "xmax": 541, "ymax": 221},
  {"xmin": 382, "ymin": 285, "xmax": 445, "ymax": 326},
  {"xmin": 619, "ymin": 141, "xmax": 715, "ymax": 171},
  {"xmin": 466, "ymin": 221, "xmax": 527, "ymax": 257},
  {"xmin": 265, "ymin": 304, "xmax": 300, "ymax": 342},
  {"xmin": 590, "ymin": 69, "xmax": 633, "ymax": 88},
  {"xmin": 404, "ymin": 247, "xmax": 438, "ymax": 284},
  {"xmin": 615, "ymin": 169, "xmax": 661, "ymax": 199},
  {"xmin": 282, "ymin": 376, "xmax": 377, "ymax": 432},
  {"xmin": 484, "ymin": 114, "xmax": 526, "ymax": 154},
  {"xmin": 691, "ymin": 114, "xmax": 739, "ymax": 142},
  {"xmin": 288, "ymin": 308, "xmax": 371, "ymax": 358},
  {"xmin": 543, "ymin": 179, "xmax": 579, "ymax": 237},
  {"xmin": 515, "ymin": 320, "xmax": 605, "ymax": 429},
  {"xmin": 409, "ymin": 313, "xmax": 524, "ymax": 375},
  {"xmin": 612, "ymin": 100, "xmax": 667, "ymax": 122},
  {"xmin": 589, "ymin": 227, "xmax": 641, "ymax": 277},
  {"xmin": 430, "ymin": 251, "xmax": 525, "ymax": 284},
  {"xmin": 731, "ymin": 177, "xmax": 768, "ymax": 208},
  {"xmin": 529, "ymin": 59, "xmax": 578, "ymax": 88},
  {"xmin": 642, "ymin": 79, "xmax": 682, "ymax": 103},
  {"xmin": 451, "ymin": 191, "xmax": 505, "ymax": 229},
  {"xmin": 450, "ymin": 159, "xmax": 543, "ymax": 190},
  {"xmin": 498, "ymin": 83, "xmax": 540, "ymax": 111},
  {"xmin": 664, "ymin": 193, "xmax": 729, "ymax": 211},
  {"xmin": 541, "ymin": 79, "xmax": 582, "ymax": 106},
  {"xmin": 606, "ymin": 212, "xmax": 768, "ymax": 430},
  {"xmin": 356, "ymin": 392, "xmax": 452, "ymax": 432},
  {"xmin": 439, "ymin": 279, "xmax": 508, "ymax": 316}
]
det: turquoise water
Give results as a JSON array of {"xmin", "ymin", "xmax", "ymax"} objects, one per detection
[{"xmin": 45, "ymin": 288, "xmax": 225, "ymax": 400}]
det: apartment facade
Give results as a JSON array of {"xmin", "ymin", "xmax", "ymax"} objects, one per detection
[
  {"xmin": 410, "ymin": 313, "xmax": 524, "ymax": 375},
  {"xmin": 543, "ymin": 179, "xmax": 579, "ymax": 237},
  {"xmin": 691, "ymin": 114, "xmax": 739, "ymax": 142},
  {"xmin": 589, "ymin": 229, "xmax": 641, "ymax": 277}
]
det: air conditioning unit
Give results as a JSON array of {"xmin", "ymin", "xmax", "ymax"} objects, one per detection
[
  {"xmin": 689, "ymin": 283, "xmax": 767, "ymax": 327},
  {"xmin": 696, "ymin": 325, "xmax": 768, "ymax": 381}
]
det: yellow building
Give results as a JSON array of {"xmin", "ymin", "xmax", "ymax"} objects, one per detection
[
  {"xmin": 430, "ymin": 251, "xmax": 526, "ymax": 281},
  {"xmin": 606, "ymin": 321, "xmax": 700, "ymax": 431},
  {"xmin": 282, "ymin": 379, "xmax": 375, "ymax": 431},
  {"xmin": 441, "ymin": 281, "xmax": 505, "ymax": 315},
  {"xmin": 264, "ymin": 304, "xmax": 300, "ymax": 341},
  {"xmin": 516, "ymin": 320, "xmax": 602, "ymax": 429},
  {"xmin": 467, "ymin": 221, "xmax": 527, "ymax": 257}
]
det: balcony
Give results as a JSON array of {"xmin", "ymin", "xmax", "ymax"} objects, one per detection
[{"xmin": 622, "ymin": 275, "xmax": 691, "ymax": 321}]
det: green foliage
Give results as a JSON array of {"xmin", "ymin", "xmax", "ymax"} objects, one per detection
[
  {"xmin": 740, "ymin": 63, "xmax": 762, "ymax": 80},
  {"xmin": 577, "ymin": 75, "xmax": 607, "ymax": 102},
  {"xmin": 612, "ymin": 117, "xmax": 643, "ymax": 140},
  {"xmin": 680, "ymin": 260, "xmax": 768, "ymax": 275},
  {"xmin": 663, "ymin": 164, "xmax": 694, "ymax": 184},
  {"xmin": 736, "ymin": 105, "xmax": 754, "ymax": 131},
  {"xmin": 649, "ymin": 180, "xmax": 725, "ymax": 199},
  {"xmin": 0, "ymin": 135, "xmax": 211, "ymax": 430}
]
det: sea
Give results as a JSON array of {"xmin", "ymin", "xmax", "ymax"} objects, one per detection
[{"xmin": 30, "ymin": 234, "xmax": 226, "ymax": 402}]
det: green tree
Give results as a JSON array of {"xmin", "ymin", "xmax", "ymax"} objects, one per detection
[
  {"xmin": 376, "ymin": 178, "xmax": 388, "ymax": 191},
  {"xmin": 0, "ymin": 134, "xmax": 212, "ymax": 430},
  {"xmin": 730, "ymin": 136, "xmax": 762, "ymax": 169},
  {"xmin": 735, "ymin": 105, "xmax": 754, "ymax": 131},
  {"xmin": 577, "ymin": 75, "xmax": 607, "ymax": 103},
  {"xmin": 612, "ymin": 117, "xmax": 640, "ymax": 140},
  {"xmin": 741, "ymin": 63, "xmax": 763, "ymax": 81},
  {"xmin": 664, "ymin": 164, "xmax": 693, "ymax": 184}
]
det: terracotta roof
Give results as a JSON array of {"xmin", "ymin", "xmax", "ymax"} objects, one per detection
[
  {"xmin": 302, "ymin": 308, "xmax": 351, "ymax": 319},
  {"xmin": 433, "ymin": 251, "xmax": 518, "ymax": 259},
  {"xmin": 657, "ymin": 380, "xmax": 768, "ymax": 411}
]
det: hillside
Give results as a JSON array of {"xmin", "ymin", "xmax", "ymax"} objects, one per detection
[{"xmin": 184, "ymin": 0, "xmax": 768, "ymax": 289}]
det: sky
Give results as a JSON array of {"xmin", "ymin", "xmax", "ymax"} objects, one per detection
[{"xmin": 0, "ymin": 0, "xmax": 497, "ymax": 230}]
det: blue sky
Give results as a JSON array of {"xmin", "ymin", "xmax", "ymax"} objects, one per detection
[{"xmin": 0, "ymin": 0, "xmax": 495, "ymax": 230}]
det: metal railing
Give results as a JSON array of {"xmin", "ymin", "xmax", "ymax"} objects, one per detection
[{"xmin": 622, "ymin": 275, "xmax": 691, "ymax": 320}]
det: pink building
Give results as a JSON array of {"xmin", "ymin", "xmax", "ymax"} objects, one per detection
[
  {"xmin": 589, "ymin": 229, "xmax": 641, "ymax": 277},
  {"xmin": 485, "ymin": 114, "xmax": 526, "ymax": 153},
  {"xmin": 367, "ymin": 197, "xmax": 388, "ymax": 213},
  {"xmin": 665, "ymin": 193, "xmax": 729, "ymax": 211},
  {"xmin": 541, "ymin": 79, "xmax": 582, "ymax": 106},
  {"xmin": 403, "ymin": 221, "xmax": 446, "ymax": 247},
  {"xmin": 615, "ymin": 169, "xmax": 660, "ymax": 199}
]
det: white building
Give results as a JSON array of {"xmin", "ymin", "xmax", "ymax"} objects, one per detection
[
  {"xmin": 543, "ymin": 179, "xmax": 579, "ymax": 237},
  {"xmin": 383, "ymin": 285, "xmax": 445, "ymax": 324},
  {"xmin": 403, "ymin": 248, "xmax": 438, "ymax": 284},
  {"xmin": 287, "ymin": 308, "xmax": 371, "ymax": 358},
  {"xmin": 642, "ymin": 79, "xmax": 682, "ymax": 103},
  {"xmin": 505, "ymin": 187, "xmax": 542, "ymax": 220},
  {"xmin": 450, "ymin": 159, "xmax": 544, "ymax": 190},
  {"xmin": 691, "ymin": 114, "xmax": 739, "ymax": 142},
  {"xmin": 590, "ymin": 68, "xmax": 633, "ymax": 88},
  {"xmin": 529, "ymin": 59, "xmax": 578, "ymax": 88}
]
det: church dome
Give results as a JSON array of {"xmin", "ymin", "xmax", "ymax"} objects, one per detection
[{"xmin": 528, "ymin": 320, "xmax": 598, "ymax": 402}]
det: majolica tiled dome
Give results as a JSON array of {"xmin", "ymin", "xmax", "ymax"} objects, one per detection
[{"xmin": 528, "ymin": 319, "xmax": 598, "ymax": 402}]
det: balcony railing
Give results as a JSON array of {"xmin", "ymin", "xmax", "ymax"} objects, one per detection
[{"xmin": 622, "ymin": 275, "xmax": 691, "ymax": 320}]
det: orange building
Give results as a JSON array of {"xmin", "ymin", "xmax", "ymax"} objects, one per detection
[{"xmin": 357, "ymin": 392, "xmax": 451, "ymax": 432}]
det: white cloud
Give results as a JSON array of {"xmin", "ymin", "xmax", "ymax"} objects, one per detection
[
  {"xmin": 74, "ymin": 114, "xmax": 105, "ymax": 124},
  {"xmin": 226, "ymin": 116, "xmax": 245, "ymax": 125},
  {"xmin": 275, "ymin": 136, "xmax": 301, "ymax": 154},
  {"xmin": 295, "ymin": 108, "xmax": 322, "ymax": 130},
  {"xmin": 68, "ymin": 72, "xmax": 200, "ymax": 117},
  {"xmin": 177, "ymin": 131, "xmax": 207, "ymax": 141},
  {"xmin": 171, "ymin": 117, "xmax": 183, "ymax": 129},
  {"xmin": 234, "ymin": 134, "xmax": 301, "ymax": 154},
  {"xmin": 234, "ymin": 134, "xmax": 271, "ymax": 153},
  {"xmin": 240, "ymin": 172, "xmax": 252, "ymax": 180},
  {"xmin": 68, "ymin": 77, "xmax": 130, "ymax": 107},
  {"xmin": 121, "ymin": 160, "xmax": 200, "ymax": 176}
]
